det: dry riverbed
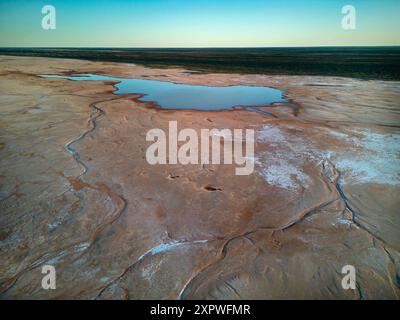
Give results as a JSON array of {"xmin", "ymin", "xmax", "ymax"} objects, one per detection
[{"xmin": 0, "ymin": 55, "xmax": 399, "ymax": 299}]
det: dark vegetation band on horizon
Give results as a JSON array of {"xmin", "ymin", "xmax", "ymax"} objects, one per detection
[{"xmin": 1, "ymin": 47, "xmax": 400, "ymax": 80}]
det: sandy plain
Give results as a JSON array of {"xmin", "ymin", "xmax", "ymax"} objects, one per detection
[{"xmin": 0, "ymin": 55, "xmax": 399, "ymax": 299}]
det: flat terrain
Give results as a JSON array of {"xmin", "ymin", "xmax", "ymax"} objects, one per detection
[
  {"xmin": 1, "ymin": 47, "xmax": 400, "ymax": 80},
  {"xmin": 0, "ymin": 56, "xmax": 399, "ymax": 299}
]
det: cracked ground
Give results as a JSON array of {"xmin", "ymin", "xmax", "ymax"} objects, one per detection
[{"xmin": 0, "ymin": 56, "xmax": 399, "ymax": 299}]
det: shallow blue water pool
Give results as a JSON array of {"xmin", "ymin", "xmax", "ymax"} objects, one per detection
[{"xmin": 40, "ymin": 74, "xmax": 286, "ymax": 110}]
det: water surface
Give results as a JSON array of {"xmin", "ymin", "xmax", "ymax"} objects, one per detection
[{"xmin": 40, "ymin": 74, "xmax": 286, "ymax": 110}]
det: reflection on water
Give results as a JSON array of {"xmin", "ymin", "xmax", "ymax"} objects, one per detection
[{"xmin": 40, "ymin": 74, "xmax": 286, "ymax": 110}]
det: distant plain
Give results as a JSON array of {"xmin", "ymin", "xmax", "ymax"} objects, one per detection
[{"xmin": 1, "ymin": 47, "xmax": 400, "ymax": 80}]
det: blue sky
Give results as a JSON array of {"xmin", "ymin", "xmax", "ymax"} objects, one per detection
[{"xmin": 0, "ymin": 0, "xmax": 399, "ymax": 47}]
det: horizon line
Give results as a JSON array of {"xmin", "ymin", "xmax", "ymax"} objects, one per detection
[{"xmin": 1, "ymin": 45, "xmax": 400, "ymax": 50}]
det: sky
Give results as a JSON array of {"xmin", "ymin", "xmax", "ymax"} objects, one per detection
[{"xmin": 0, "ymin": 0, "xmax": 399, "ymax": 47}]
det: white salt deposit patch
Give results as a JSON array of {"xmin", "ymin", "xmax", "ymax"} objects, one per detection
[
  {"xmin": 332, "ymin": 130, "xmax": 400, "ymax": 186},
  {"xmin": 335, "ymin": 216, "xmax": 353, "ymax": 226},
  {"xmin": 257, "ymin": 125, "xmax": 287, "ymax": 144},
  {"xmin": 46, "ymin": 242, "xmax": 90, "ymax": 265},
  {"xmin": 141, "ymin": 260, "xmax": 162, "ymax": 280},
  {"xmin": 258, "ymin": 158, "xmax": 311, "ymax": 191},
  {"xmin": 100, "ymin": 277, "xmax": 109, "ymax": 283},
  {"xmin": 255, "ymin": 125, "xmax": 312, "ymax": 190},
  {"xmin": 354, "ymin": 130, "xmax": 400, "ymax": 154},
  {"xmin": 255, "ymin": 124, "xmax": 400, "ymax": 188},
  {"xmin": 133, "ymin": 239, "xmax": 209, "ymax": 267},
  {"xmin": 325, "ymin": 129, "xmax": 354, "ymax": 142}
]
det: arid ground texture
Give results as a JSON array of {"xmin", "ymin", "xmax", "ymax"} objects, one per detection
[{"xmin": 0, "ymin": 55, "xmax": 399, "ymax": 299}]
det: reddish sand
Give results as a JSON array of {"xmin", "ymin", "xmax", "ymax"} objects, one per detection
[{"xmin": 0, "ymin": 56, "xmax": 399, "ymax": 299}]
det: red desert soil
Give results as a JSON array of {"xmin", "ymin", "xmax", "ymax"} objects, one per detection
[{"xmin": 0, "ymin": 56, "xmax": 399, "ymax": 299}]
